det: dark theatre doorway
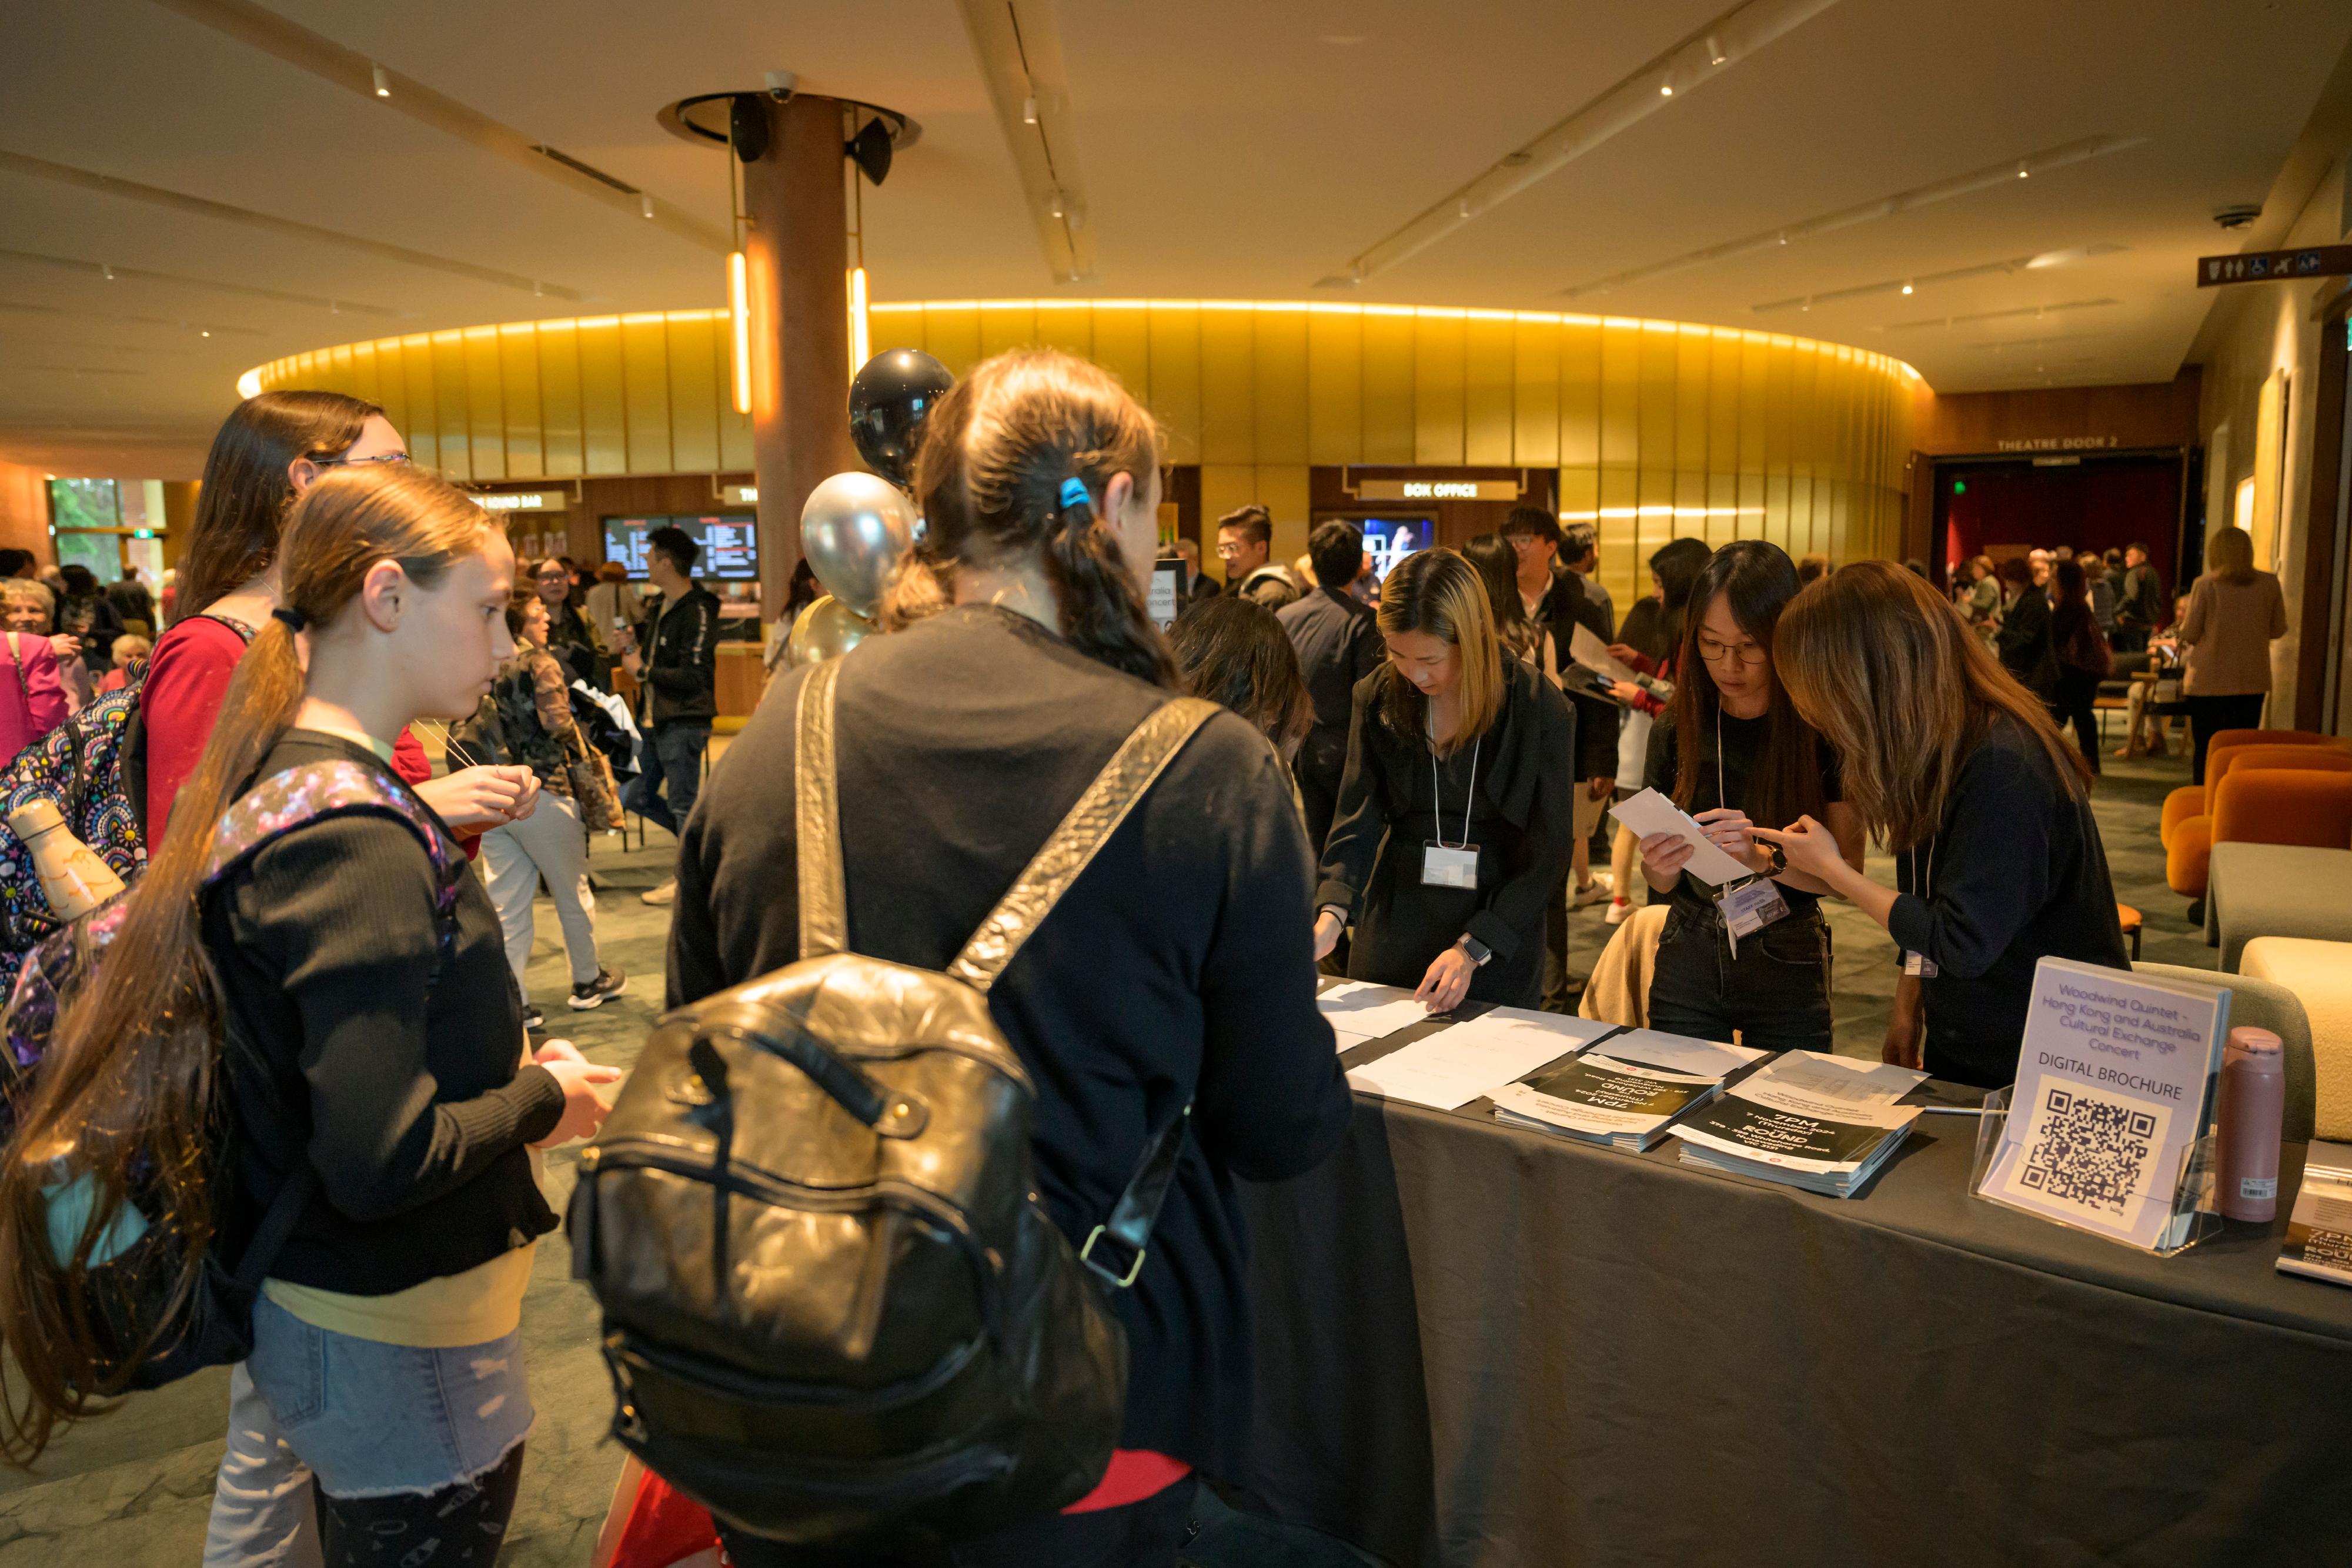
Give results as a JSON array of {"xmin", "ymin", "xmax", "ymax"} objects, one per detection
[{"xmin": 1933, "ymin": 452, "xmax": 2194, "ymax": 594}]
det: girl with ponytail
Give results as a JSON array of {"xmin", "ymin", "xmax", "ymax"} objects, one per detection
[
  {"xmin": 669, "ymin": 349, "xmax": 1352, "ymax": 1565},
  {"xmin": 0, "ymin": 465, "xmax": 618, "ymax": 1560}
]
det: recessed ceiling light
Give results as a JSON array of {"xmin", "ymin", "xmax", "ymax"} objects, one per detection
[
  {"xmin": 1900, "ymin": 281, "xmax": 1914, "ymax": 295},
  {"xmin": 372, "ymin": 63, "xmax": 390, "ymax": 98},
  {"xmin": 1659, "ymin": 83, "xmax": 1673, "ymax": 96}
]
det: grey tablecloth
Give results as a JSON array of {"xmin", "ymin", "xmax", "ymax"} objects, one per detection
[{"xmin": 1234, "ymin": 1014, "xmax": 2352, "ymax": 1568}]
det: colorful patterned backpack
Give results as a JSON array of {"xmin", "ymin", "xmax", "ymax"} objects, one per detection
[
  {"xmin": 0, "ymin": 754, "xmax": 466, "ymax": 1393},
  {"xmin": 0, "ymin": 616, "xmax": 251, "ymax": 995}
]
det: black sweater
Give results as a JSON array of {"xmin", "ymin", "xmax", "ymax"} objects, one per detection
[
  {"xmin": 669, "ymin": 606, "xmax": 1353, "ymax": 1476},
  {"xmin": 1886, "ymin": 718, "xmax": 2130, "ymax": 1088},
  {"xmin": 207, "ymin": 731, "xmax": 564, "ymax": 1293}
]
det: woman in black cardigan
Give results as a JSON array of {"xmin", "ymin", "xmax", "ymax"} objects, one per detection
[{"xmin": 1313, "ymin": 547, "xmax": 1578, "ymax": 1012}]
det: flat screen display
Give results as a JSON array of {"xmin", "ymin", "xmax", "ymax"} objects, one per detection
[
  {"xmin": 602, "ymin": 514, "xmax": 760, "ymax": 580},
  {"xmin": 1359, "ymin": 516, "xmax": 1432, "ymax": 583}
]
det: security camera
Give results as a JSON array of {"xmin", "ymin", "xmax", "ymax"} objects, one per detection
[
  {"xmin": 764, "ymin": 70, "xmax": 797, "ymax": 100},
  {"xmin": 2212, "ymin": 203, "xmax": 2262, "ymax": 230}
]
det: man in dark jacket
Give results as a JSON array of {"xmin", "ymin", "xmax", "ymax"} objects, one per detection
[
  {"xmin": 1499, "ymin": 507, "xmax": 1619, "ymax": 1011},
  {"xmin": 2114, "ymin": 541, "xmax": 2162, "ymax": 654},
  {"xmin": 1217, "ymin": 505, "xmax": 1302, "ymax": 610},
  {"xmin": 623, "ymin": 524, "xmax": 720, "ymax": 905},
  {"xmin": 1278, "ymin": 520, "xmax": 1383, "ymax": 855}
]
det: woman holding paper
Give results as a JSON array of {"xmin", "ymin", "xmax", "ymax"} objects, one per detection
[
  {"xmin": 1633, "ymin": 542, "xmax": 1860, "ymax": 1052},
  {"xmin": 1755, "ymin": 562, "xmax": 2128, "ymax": 1088},
  {"xmin": 1313, "ymin": 548, "xmax": 1578, "ymax": 1013}
]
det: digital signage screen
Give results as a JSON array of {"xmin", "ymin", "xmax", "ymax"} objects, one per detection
[
  {"xmin": 602, "ymin": 513, "xmax": 760, "ymax": 580},
  {"xmin": 1359, "ymin": 516, "xmax": 1432, "ymax": 583}
]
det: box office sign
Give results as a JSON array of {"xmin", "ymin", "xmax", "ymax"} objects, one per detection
[{"xmin": 1355, "ymin": 479, "xmax": 1523, "ymax": 503}]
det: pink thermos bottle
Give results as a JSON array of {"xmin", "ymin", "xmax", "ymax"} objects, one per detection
[{"xmin": 2217, "ymin": 1027, "xmax": 2286, "ymax": 1223}]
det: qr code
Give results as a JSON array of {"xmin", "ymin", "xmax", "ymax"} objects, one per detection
[{"xmin": 2019, "ymin": 1088, "xmax": 2159, "ymax": 1216}]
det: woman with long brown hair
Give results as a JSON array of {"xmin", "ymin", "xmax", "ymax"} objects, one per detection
[
  {"xmin": 144, "ymin": 393, "xmax": 538, "ymax": 844},
  {"xmin": 1753, "ymin": 561, "xmax": 2127, "ymax": 1088},
  {"xmin": 1314, "ymin": 546, "xmax": 1578, "ymax": 1012},
  {"xmin": 1633, "ymin": 541, "xmax": 1862, "ymax": 1052},
  {"xmin": 0, "ymin": 465, "xmax": 620, "ymax": 1557},
  {"xmin": 669, "ymin": 348, "xmax": 1349, "ymax": 1565}
]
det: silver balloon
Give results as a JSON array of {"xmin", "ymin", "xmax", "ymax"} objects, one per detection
[
  {"xmin": 800, "ymin": 470, "xmax": 916, "ymax": 618},
  {"xmin": 786, "ymin": 594, "xmax": 874, "ymax": 668}
]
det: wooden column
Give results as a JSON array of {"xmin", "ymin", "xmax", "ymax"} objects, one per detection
[{"xmin": 741, "ymin": 93, "xmax": 858, "ymax": 618}]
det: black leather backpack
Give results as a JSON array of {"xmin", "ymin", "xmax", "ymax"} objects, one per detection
[{"xmin": 568, "ymin": 659, "xmax": 1217, "ymax": 1547}]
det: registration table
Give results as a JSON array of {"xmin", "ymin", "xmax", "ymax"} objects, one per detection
[{"xmin": 1232, "ymin": 1001, "xmax": 2352, "ymax": 1567}]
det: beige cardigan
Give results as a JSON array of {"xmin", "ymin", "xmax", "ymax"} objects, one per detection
[{"xmin": 2179, "ymin": 569, "xmax": 2285, "ymax": 697}]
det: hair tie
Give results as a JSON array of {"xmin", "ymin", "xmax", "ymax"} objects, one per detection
[
  {"xmin": 272, "ymin": 607, "xmax": 307, "ymax": 632},
  {"xmin": 1057, "ymin": 477, "xmax": 1093, "ymax": 516}
]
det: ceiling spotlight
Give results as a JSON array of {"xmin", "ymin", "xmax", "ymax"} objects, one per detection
[
  {"xmin": 1021, "ymin": 94, "xmax": 1038, "ymax": 125},
  {"xmin": 1458, "ymin": 196, "xmax": 1472, "ymax": 218},
  {"xmin": 1707, "ymin": 34, "xmax": 1726, "ymax": 65},
  {"xmin": 1776, "ymin": 230, "xmax": 1788, "ymax": 246},
  {"xmin": 372, "ymin": 63, "xmax": 390, "ymax": 98},
  {"xmin": 1048, "ymin": 188, "xmax": 1065, "ymax": 218},
  {"xmin": 1660, "ymin": 82, "xmax": 1674, "ymax": 96},
  {"xmin": 100, "ymin": 264, "xmax": 113, "ymax": 281},
  {"xmin": 200, "ymin": 330, "xmax": 211, "ymax": 337},
  {"xmin": 639, "ymin": 193, "xmax": 655, "ymax": 218},
  {"xmin": 1900, "ymin": 280, "xmax": 1914, "ymax": 295},
  {"xmin": 2017, "ymin": 163, "xmax": 2030, "ymax": 179}
]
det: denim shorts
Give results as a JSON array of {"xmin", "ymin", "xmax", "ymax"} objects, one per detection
[{"xmin": 243, "ymin": 1293, "xmax": 536, "ymax": 1499}]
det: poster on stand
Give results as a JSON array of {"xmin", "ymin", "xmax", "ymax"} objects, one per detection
[{"xmin": 1976, "ymin": 958, "xmax": 2227, "ymax": 1252}]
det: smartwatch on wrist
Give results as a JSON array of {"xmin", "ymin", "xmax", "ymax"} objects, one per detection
[
  {"xmin": 1456, "ymin": 935, "xmax": 1493, "ymax": 968},
  {"xmin": 1765, "ymin": 842, "xmax": 1788, "ymax": 875}
]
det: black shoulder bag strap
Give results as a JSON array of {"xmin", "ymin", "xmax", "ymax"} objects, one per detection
[{"xmin": 794, "ymin": 657, "xmax": 1218, "ymax": 1288}]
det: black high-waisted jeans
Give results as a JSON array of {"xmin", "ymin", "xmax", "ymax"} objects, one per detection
[{"xmin": 1646, "ymin": 900, "xmax": 1833, "ymax": 1053}]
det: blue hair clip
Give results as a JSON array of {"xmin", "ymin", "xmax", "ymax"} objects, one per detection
[{"xmin": 1058, "ymin": 477, "xmax": 1092, "ymax": 512}]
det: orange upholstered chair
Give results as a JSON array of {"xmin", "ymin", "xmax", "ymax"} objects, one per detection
[
  {"xmin": 2167, "ymin": 754, "xmax": 2352, "ymax": 897},
  {"xmin": 2163, "ymin": 730, "xmax": 2347, "ymax": 850}
]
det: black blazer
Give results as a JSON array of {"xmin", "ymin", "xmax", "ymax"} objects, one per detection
[
  {"xmin": 670, "ymin": 605, "xmax": 1352, "ymax": 1475},
  {"xmin": 1277, "ymin": 587, "xmax": 1382, "ymax": 746},
  {"xmin": 1528, "ymin": 566, "xmax": 1621, "ymax": 779},
  {"xmin": 1315, "ymin": 658, "xmax": 1578, "ymax": 1005},
  {"xmin": 1997, "ymin": 586, "xmax": 2060, "ymax": 697}
]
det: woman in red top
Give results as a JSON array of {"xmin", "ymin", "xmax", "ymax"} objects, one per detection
[
  {"xmin": 146, "ymin": 393, "xmax": 541, "ymax": 839},
  {"xmin": 169, "ymin": 394, "xmax": 551, "ymax": 1564}
]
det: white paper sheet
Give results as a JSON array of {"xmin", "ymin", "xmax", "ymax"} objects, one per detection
[
  {"xmin": 1568, "ymin": 623, "xmax": 1640, "ymax": 686},
  {"xmin": 1317, "ymin": 981, "xmax": 1437, "ymax": 1049},
  {"xmin": 1346, "ymin": 1016, "xmax": 1593, "ymax": 1111},
  {"xmin": 1595, "ymin": 1028, "xmax": 1767, "ymax": 1079},
  {"xmin": 1607, "ymin": 788, "xmax": 1756, "ymax": 887}
]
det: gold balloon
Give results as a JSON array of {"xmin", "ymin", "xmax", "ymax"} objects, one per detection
[{"xmin": 785, "ymin": 594, "xmax": 875, "ymax": 668}]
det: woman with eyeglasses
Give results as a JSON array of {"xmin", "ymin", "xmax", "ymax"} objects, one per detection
[
  {"xmin": 1634, "ymin": 541, "xmax": 1860, "ymax": 1051},
  {"xmin": 530, "ymin": 556, "xmax": 604, "ymax": 690}
]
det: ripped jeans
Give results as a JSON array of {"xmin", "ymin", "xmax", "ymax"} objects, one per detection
[{"xmin": 203, "ymin": 1295, "xmax": 534, "ymax": 1566}]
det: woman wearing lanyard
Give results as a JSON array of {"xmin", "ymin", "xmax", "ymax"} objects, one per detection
[
  {"xmin": 1635, "ymin": 542, "xmax": 1861, "ymax": 1052},
  {"xmin": 1753, "ymin": 561, "xmax": 2127, "ymax": 1088},
  {"xmin": 1314, "ymin": 548, "xmax": 1577, "ymax": 1012}
]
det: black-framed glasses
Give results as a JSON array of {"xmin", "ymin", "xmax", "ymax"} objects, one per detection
[{"xmin": 311, "ymin": 451, "xmax": 413, "ymax": 469}]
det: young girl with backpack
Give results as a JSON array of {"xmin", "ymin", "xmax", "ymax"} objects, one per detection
[{"xmin": 0, "ymin": 464, "xmax": 620, "ymax": 1561}]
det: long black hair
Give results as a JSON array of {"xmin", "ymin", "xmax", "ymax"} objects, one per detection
[
  {"xmin": 1460, "ymin": 533, "xmax": 1542, "ymax": 668},
  {"xmin": 1670, "ymin": 539, "xmax": 1828, "ymax": 829}
]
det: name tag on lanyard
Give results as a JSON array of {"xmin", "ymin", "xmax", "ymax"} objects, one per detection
[
  {"xmin": 1715, "ymin": 877, "xmax": 1788, "ymax": 959},
  {"xmin": 1422, "ymin": 842, "xmax": 1480, "ymax": 888}
]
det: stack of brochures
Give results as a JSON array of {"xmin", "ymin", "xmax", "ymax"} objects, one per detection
[
  {"xmin": 1489, "ymin": 1029, "xmax": 1765, "ymax": 1151},
  {"xmin": 1669, "ymin": 1051, "xmax": 1927, "ymax": 1197},
  {"xmin": 2278, "ymin": 1142, "xmax": 2352, "ymax": 1288}
]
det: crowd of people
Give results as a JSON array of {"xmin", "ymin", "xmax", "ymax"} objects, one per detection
[
  {"xmin": 1946, "ymin": 537, "xmax": 2284, "ymax": 784},
  {"xmin": 0, "ymin": 351, "xmax": 2271, "ymax": 1566}
]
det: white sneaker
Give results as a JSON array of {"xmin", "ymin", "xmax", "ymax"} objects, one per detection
[
  {"xmin": 640, "ymin": 879, "xmax": 677, "ymax": 907},
  {"xmin": 1572, "ymin": 872, "xmax": 1615, "ymax": 908},
  {"xmin": 1603, "ymin": 898, "xmax": 1635, "ymax": 926}
]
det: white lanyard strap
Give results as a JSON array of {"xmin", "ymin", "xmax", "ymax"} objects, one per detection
[{"xmin": 1429, "ymin": 731, "xmax": 1481, "ymax": 851}]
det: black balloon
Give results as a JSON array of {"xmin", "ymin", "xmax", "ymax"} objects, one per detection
[{"xmin": 848, "ymin": 349, "xmax": 956, "ymax": 487}]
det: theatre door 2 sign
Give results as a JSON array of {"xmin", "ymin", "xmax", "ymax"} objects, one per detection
[{"xmin": 2198, "ymin": 245, "xmax": 2352, "ymax": 287}]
